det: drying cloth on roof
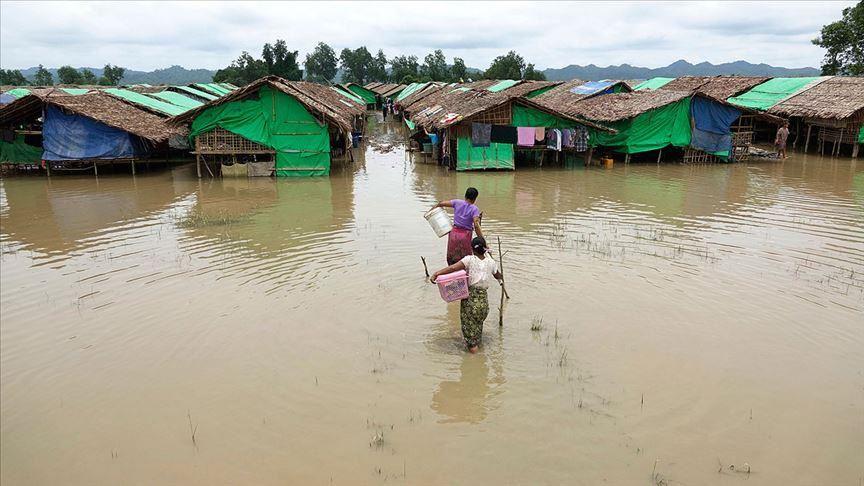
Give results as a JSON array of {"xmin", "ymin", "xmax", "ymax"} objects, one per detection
[
  {"xmin": 104, "ymin": 88, "xmax": 188, "ymax": 116},
  {"xmin": 727, "ymin": 77, "xmax": 826, "ymax": 110},
  {"xmin": 147, "ymin": 91, "xmax": 204, "ymax": 110},
  {"xmin": 487, "ymin": 80, "xmax": 520, "ymax": 92},
  {"xmin": 0, "ymin": 93, "xmax": 16, "ymax": 105},
  {"xmin": 535, "ymin": 127, "xmax": 545, "ymax": 142},
  {"xmin": 517, "ymin": 127, "xmax": 535, "ymax": 146},
  {"xmin": 189, "ymin": 85, "xmax": 331, "ymax": 177},
  {"xmin": 174, "ymin": 85, "xmax": 219, "ymax": 101},
  {"xmin": 0, "ymin": 134, "xmax": 42, "ymax": 164},
  {"xmin": 456, "ymin": 136, "xmax": 514, "ymax": 170},
  {"xmin": 471, "ymin": 122, "xmax": 491, "ymax": 147},
  {"xmin": 589, "ymin": 97, "xmax": 692, "ymax": 154},
  {"xmin": 570, "ymin": 80, "xmax": 615, "ymax": 95},
  {"xmin": 691, "ymin": 96, "xmax": 741, "ymax": 135},
  {"xmin": 42, "ymin": 105, "xmax": 149, "ymax": 161},
  {"xmin": 490, "ymin": 125, "xmax": 517, "ymax": 144},
  {"xmin": 633, "ymin": 78, "xmax": 674, "ymax": 91},
  {"xmin": 691, "ymin": 127, "xmax": 732, "ymax": 157}
]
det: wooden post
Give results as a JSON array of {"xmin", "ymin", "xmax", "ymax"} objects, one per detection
[
  {"xmin": 853, "ymin": 143, "xmax": 859, "ymax": 159},
  {"xmin": 624, "ymin": 153, "xmax": 631, "ymax": 165},
  {"xmin": 804, "ymin": 124, "xmax": 812, "ymax": 153},
  {"xmin": 93, "ymin": 161, "xmax": 98, "ymax": 176},
  {"xmin": 131, "ymin": 159, "xmax": 136, "ymax": 175},
  {"xmin": 656, "ymin": 149, "xmax": 662, "ymax": 165},
  {"xmin": 837, "ymin": 129, "xmax": 845, "ymax": 157},
  {"xmin": 196, "ymin": 154, "xmax": 201, "ymax": 178},
  {"xmin": 45, "ymin": 160, "xmax": 51, "ymax": 177},
  {"xmin": 584, "ymin": 147, "xmax": 593, "ymax": 167}
]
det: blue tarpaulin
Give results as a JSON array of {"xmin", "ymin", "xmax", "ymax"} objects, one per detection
[
  {"xmin": 570, "ymin": 80, "xmax": 615, "ymax": 95},
  {"xmin": 42, "ymin": 105, "xmax": 149, "ymax": 161},
  {"xmin": 690, "ymin": 96, "xmax": 741, "ymax": 134},
  {"xmin": 691, "ymin": 128, "xmax": 732, "ymax": 156},
  {"xmin": 0, "ymin": 93, "xmax": 17, "ymax": 105}
]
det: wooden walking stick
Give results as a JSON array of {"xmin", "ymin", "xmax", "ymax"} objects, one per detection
[{"xmin": 421, "ymin": 256, "xmax": 430, "ymax": 278}]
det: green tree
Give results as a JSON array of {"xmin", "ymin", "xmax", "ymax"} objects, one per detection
[
  {"xmin": 390, "ymin": 55, "xmax": 419, "ymax": 84},
  {"xmin": 370, "ymin": 49, "xmax": 388, "ymax": 82},
  {"xmin": 484, "ymin": 51, "xmax": 524, "ymax": 80},
  {"xmin": 80, "ymin": 69, "xmax": 98, "ymax": 84},
  {"xmin": 262, "ymin": 39, "xmax": 303, "ymax": 80},
  {"xmin": 0, "ymin": 69, "xmax": 28, "ymax": 85},
  {"xmin": 523, "ymin": 63, "xmax": 546, "ymax": 81},
  {"xmin": 420, "ymin": 49, "xmax": 450, "ymax": 82},
  {"xmin": 57, "ymin": 65, "xmax": 82, "ymax": 84},
  {"xmin": 213, "ymin": 51, "xmax": 268, "ymax": 85},
  {"xmin": 339, "ymin": 46, "xmax": 373, "ymax": 84},
  {"xmin": 32, "ymin": 64, "xmax": 54, "ymax": 85},
  {"xmin": 305, "ymin": 42, "xmax": 338, "ymax": 82},
  {"xmin": 450, "ymin": 57, "xmax": 468, "ymax": 83},
  {"xmin": 812, "ymin": 1, "xmax": 864, "ymax": 75},
  {"xmin": 99, "ymin": 64, "xmax": 125, "ymax": 85}
]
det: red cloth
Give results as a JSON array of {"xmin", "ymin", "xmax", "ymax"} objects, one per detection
[{"xmin": 447, "ymin": 227, "xmax": 473, "ymax": 265}]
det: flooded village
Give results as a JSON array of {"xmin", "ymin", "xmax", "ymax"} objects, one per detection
[{"xmin": 1, "ymin": 2, "xmax": 863, "ymax": 485}]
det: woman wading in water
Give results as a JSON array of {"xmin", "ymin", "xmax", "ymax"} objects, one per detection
[
  {"xmin": 431, "ymin": 187, "xmax": 483, "ymax": 265},
  {"xmin": 431, "ymin": 236, "xmax": 503, "ymax": 353}
]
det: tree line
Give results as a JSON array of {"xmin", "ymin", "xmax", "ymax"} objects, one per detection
[
  {"xmin": 0, "ymin": 64, "xmax": 126, "ymax": 86},
  {"xmin": 212, "ymin": 40, "xmax": 546, "ymax": 86}
]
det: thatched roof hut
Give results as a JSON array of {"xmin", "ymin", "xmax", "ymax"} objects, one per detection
[
  {"xmin": 768, "ymin": 76, "xmax": 864, "ymax": 121},
  {"xmin": 660, "ymin": 76, "xmax": 771, "ymax": 100}
]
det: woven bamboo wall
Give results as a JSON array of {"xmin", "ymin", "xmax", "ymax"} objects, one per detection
[{"xmin": 194, "ymin": 128, "xmax": 275, "ymax": 154}]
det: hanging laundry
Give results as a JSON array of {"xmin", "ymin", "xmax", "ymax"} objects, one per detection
[
  {"xmin": 517, "ymin": 127, "xmax": 535, "ymax": 146},
  {"xmin": 490, "ymin": 125, "xmax": 518, "ymax": 144},
  {"xmin": 574, "ymin": 127, "xmax": 589, "ymax": 152},
  {"xmin": 546, "ymin": 129, "xmax": 560, "ymax": 151},
  {"xmin": 471, "ymin": 122, "xmax": 491, "ymax": 147},
  {"xmin": 554, "ymin": 129, "xmax": 562, "ymax": 151},
  {"xmin": 561, "ymin": 129, "xmax": 573, "ymax": 148},
  {"xmin": 534, "ymin": 127, "xmax": 545, "ymax": 142}
]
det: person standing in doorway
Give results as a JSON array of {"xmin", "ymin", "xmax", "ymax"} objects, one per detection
[
  {"xmin": 775, "ymin": 121, "xmax": 790, "ymax": 159},
  {"xmin": 381, "ymin": 99, "xmax": 389, "ymax": 121},
  {"xmin": 431, "ymin": 187, "xmax": 483, "ymax": 265}
]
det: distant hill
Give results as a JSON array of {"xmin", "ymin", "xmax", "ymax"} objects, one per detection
[
  {"xmin": 17, "ymin": 65, "xmax": 216, "ymax": 85},
  {"xmin": 543, "ymin": 60, "xmax": 821, "ymax": 81}
]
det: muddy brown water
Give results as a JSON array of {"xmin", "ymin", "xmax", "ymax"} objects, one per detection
[{"xmin": 1, "ymin": 120, "xmax": 862, "ymax": 485}]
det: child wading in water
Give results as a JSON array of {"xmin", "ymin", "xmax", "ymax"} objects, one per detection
[{"xmin": 431, "ymin": 236, "xmax": 503, "ymax": 353}]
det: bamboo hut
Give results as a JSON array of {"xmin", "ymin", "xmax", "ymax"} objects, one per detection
[
  {"xmin": 0, "ymin": 90, "xmax": 187, "ymax": 174},
  {"xmin": 168, "ymin": 75, "xmax": 365, "ymax": 177},
  {"xmin": 660, "ymin": 76, "xmax": 770, "ymax": 100},
  {"xmin": 341, "ymin": 82, "xmax": 377, "ymax": 108},
  {"xmin": 767, "ymin": 76, "xmax": 864, "ymax": 157},
  {"xmin": 403, "ymin": 86, "xmax": 613, "ymax": 170}
]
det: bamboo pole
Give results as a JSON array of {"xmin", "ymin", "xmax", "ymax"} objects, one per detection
[
  {"xmin": 497, "ymin": 236, "xmax": 509, "ymax": 327},
  {"xmin": 421, "ymin": 256, "xmax": 429, "ymax": 278}
]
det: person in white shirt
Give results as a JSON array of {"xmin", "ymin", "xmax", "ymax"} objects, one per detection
[{"xmin": 431, "ymin": 236, "xmax": 503, "ymax": 353}]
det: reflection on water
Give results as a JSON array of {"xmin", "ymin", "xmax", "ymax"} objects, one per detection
[{"xmin": 1, "ymin": 119, "xmax": 862, "ymax": 485}]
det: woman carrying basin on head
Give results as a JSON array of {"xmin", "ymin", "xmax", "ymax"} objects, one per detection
[{"xmin": 431, "ymin": 187, "xmax": 483, "ymax": 265}]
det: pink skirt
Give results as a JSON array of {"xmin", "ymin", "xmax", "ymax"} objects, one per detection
[{"xmin": 447, "ymin": 226, "xmax": 473, "ymax": 265}]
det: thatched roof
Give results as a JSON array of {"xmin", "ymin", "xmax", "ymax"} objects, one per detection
[
  {"xmin": 462, "ymin": 80, "xmax": 500, "ymax": 90},
  {"xmin": 661, "ymin": 76, "xmax": 771, "ymax": 100},
  {"xmin": 365, "ymin": 82, "xmax": 383, "ymax": 90},
  {"xmin": 0, "ymin": 90, "xmax": 185, "ymax": 142},
  {"xmin": 168, "ymin": 76, "xmax": 362, "ymax": 132},
  {"xmin": 500, "ymin": 80, "xmax": 563, "ymax": 97},
  {"xmin": 398, "ymin": 83, "xmax": 449, "ymax": 109},
  {"xmin": 557, "ymin": 89, "xmax": 692, "ymax": 122},
  {"xmin": 404, "ymin": 86, "xmax": 613, "ymax": 132},
  {"xmin": 379, "ymin": 84, "xmax": 406, "ymax": 98},
  {"xmin": 768, "ymin": 76, "xmax": 864, "ymax": 120},
  {"xmin": 369, "ymin": 83, "xmax": 402, "ymax": 95}
]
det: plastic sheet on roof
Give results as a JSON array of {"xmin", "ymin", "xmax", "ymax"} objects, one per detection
[
  {"xmin": 173, "ymin": 85, "xmax": 219, "ymax": 101},
  {"xmin": 5, "ymin": 88, "xmax": 32, "ymax": 99},
  {"xmin": 347, "ymin": 84, "xmax": 376, "ymax": 104},
  {"xmin": 332, "ymin": 86, "xmax": 364, "ymax": 104},
  {"xmin": 104, "ymin": 88, "xmax": 188, "ymax": 116},
  {"xmin": 487, "ymin": 80, "xmax": 520, "ymax": 92},
  {"xmin": 727, "ymin": 77, "xmax": 825, "ymax": 110},
  {"xmin": 147, "ymin": 91, "xmax": 204, "ymax": 110},
  {"xmin": 633, "ymin": 78, "xmax": 675, "ymax": 90},
  {"xmin": 570, "ymin": 80, "xmax": 615, "ymax": 95},
  {"xmin": 396, "ymin": 82, "xmax": 429, "ymax": 102}
]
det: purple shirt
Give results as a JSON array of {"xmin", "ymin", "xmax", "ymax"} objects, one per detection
[{"xmin": 452, "ymin": 199, "xmax": 480, "ymax": 230}]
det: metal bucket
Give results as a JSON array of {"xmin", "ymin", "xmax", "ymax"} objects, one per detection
[{"xmin": 424, "ymin": 207, "xmax": 453, "ymax": 238}]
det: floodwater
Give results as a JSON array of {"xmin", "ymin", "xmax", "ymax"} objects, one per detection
[{"xmin": 1, "ymin": 119, "xmax": 862, "ymax": 485}]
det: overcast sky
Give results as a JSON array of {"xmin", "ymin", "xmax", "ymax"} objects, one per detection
[{"xmin": 0, "ymin": 1, "xmax": 851, "ymax": 71}]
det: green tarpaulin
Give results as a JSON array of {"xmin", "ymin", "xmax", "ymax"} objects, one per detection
[
  {"xmin": 456, "ymin": 136, "xmax": 514, "ymax": 170},
  {"xmin": 61, "ymin": 88, "xmax": 89, "ymax": 95},
  {"xmin": 218, "ymin": 83, "xmax": 238, "ymax": 91},
  {"xmin": 728, "ymin": 77, "xmax": 824, "ymax": 110},
  {"xmin": 404, "ymin": 118, "xmax": 416, "ymax": 130},
  {"xmin": 347, "ymin": 84, "xmax": 376, "ymax": 105},
  {"xmin": 189, "ymin": 85, "xmax": 330, "ymax": 177},
  {"xmin": 859, "ymin": 126, "xmax": 863, "ymax": 143},
  {"xmin": 333, "ymin": 86, "xmax": 364, "ymax": 104},
  {"xmin": 396, "ymin": 82, "xmax": 429, "ymax": 102},
  {"xmin": 104, "ymin": 88, "xmax": 188, "ymax": 116},
  {"xmin": 511, "ymin": 104, "xmax": 580, "ymax": 129},
  {"xmin": 147, "ymin": 91, "xmax": 203, "ymax": 110},
  {"xmin": 0, "ymin": 134, "xmax": 42, "ymax": 164},
  {"xmin": 525, "ymin": 85, "xmax": 557, "ymax": 99},
  {"xmin": 589, "ymin": 97, "xmax": 692, "ymax": 154},
  {"xmin": 633, "ymin": 78, "xmax": 674, "ymax": 91},
  {"xmin": 174, "ymin": 85, "xmax": 219, "ymax": 101},
  {"xmin": 6, "ymin": 88, "xmax": 31, "ymax": 98},
  {"xmin": 487, "ymin": 80, "xmax": 520, "ymax": 92},
  {"xmin": 195, "ymin": 83, "xmax": 231, "ymax": 96}
]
